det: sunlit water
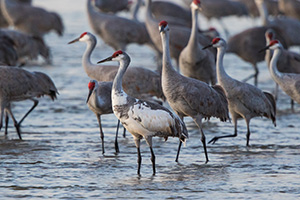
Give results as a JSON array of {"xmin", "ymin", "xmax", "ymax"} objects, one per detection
[{"xmin": 0, "ymin": 0, "xmax": 300, "ymax": 199}]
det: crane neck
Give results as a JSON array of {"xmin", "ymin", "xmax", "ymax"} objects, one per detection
[
  {"xmin": 216, "ymin": 45, "xmax": 231, "ymax": 84},
  {"xmin": 188, "ymin": 7, "xmax": 199, "ymax": 48},
  {"xmin": 269, "ymin": 47, "xmax": 284, "ymax": 80},
  {"xmin": 82, "ymin": 36, "xmax": 97, "ymax": 73},
  {"xmin": 131, "ymin": 0, "xmax": 142, "ymax": 21},
  {"xmin": 256, "ymin": 1, "xmax": 270, "ymax": 26},
  {"xmin": 113, "ymin": 57, "xmax": 131, "ymax": 94},
  {"xmin": 145, "ymin": 0, "xmax": 156, "ymax": 24},
  {"xmin": 161, "ymin": 30, "xmax": 177, "ymax": 78}
]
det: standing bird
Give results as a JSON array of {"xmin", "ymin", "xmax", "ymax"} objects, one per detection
[
  {"xmin": 203, "ymin": 37, "xmax": 276, "ymax": 146},
  {"xmin": 94, "ymin": 0, "xmax": 130, "ymax": 13},
  {"xmin": 159, "ymin": 21, "xmax": 229, "ymax": 163},
  {"xmin": 86, "ymin": 80, "xmax": 126, "ymax": 154},
  {"xmin": 68, "ymin": 32, "xmax": 164, "ymax": 101},
  {"xmin": 260, "ymin": 40, "xmax": 300, "ymax": 105},
  {"xmin": 179, "ymin": 0, "xmax": 216, "ymax": 85},
  {"xmin": 0, "ymin": 66, "xmax": 58, "ymax": 139},
  {"xmin": 97, "ymin": 50, "xmax": 188, "ymax": 175},
  {"xmin": 1, "ymin": 0, "xmax": 64, "ymax": 37}
]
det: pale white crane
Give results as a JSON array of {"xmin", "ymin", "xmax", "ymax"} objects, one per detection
[
  {"xmin": 179, "ymin": 0, "xmax": 216, "ymax": 85},
  {"xmin": 68, "ymin": 32, "xmax": 164, "ymax": 101},
  {"xmin": 264, "ymin": 28, "xmax": 300, "ymax": 110},
  {"xmin": 86, "ymin": 80, "xmax": 126, "ymax": 154},
  {"xmin": 0, "ymin": 29, "xmax": 51, "ymax": 65},
  {"xmin": 260, "ymin": 39, "xmax": 300, "ymax": 105},
  {"xmin": 203, "ymin": 37, "xmax": 276, "ymax": 146},
  {"xmin": 159, "ymin": 21, "xmax": 229, "ymax": 163},
  {"xmin": 1, "ymin": 0, "xmax": 64, "ymax": 37},
  {"xmin": 0, "ymin": 66, "xmax": 58, "ymax": 139},
  {"xmin": 97, "ymin": 50, "xmax": 188, "ymax": 175}
]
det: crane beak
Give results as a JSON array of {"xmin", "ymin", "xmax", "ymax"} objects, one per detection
[
  {"xmin": 258, "ymin": 45, "xmax": 270, "ymax": 53},
  {"xmin": 86, "ymin": 89, "xmax": 93, "ymax": 104},
  {"xmin": 202, "ymin": 44, "xmax": 213, "ymax": 50},
  {"xmin": 97, "ymin": 56, "xmax": 113, "ymax": 64},
  {"xmin": 159, "ymin": 26, "xmax": 165, "ymax": 33},
  {"xmin": 68, "ymin": 37, "xmax": 79, "ymax": 44}
]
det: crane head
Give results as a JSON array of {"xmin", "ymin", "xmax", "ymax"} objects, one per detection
[
  {"xmin": 265, "ymin": 29, "xmax": 275, "ymax": 41},
  {"xmin": 68, "ymin": 32, "xmax": 89, "ymax": 44},
  {"xmin": 159, "ymin": 21, "xmax": 169, "ymax": 33},
  {"xmin": 202, "ymin": 37, "xmax": 223, "ymax": 49},
  {"xmin": 259, "ymin": 40, "xmax": 281, "ymax": 53},
  {"xmin": 86, "ymin": 80, "xmax": 96, "ymax": 103},
  {"xmin": 97, "ymin": 50, "xmax": 126, "ymax": 63},
  {"xmin": 191, "ymin": 0, "xmax": 201, "ymax": 10}
]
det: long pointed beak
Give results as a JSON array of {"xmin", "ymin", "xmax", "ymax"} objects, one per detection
[
  {"xmin": 258, "ymin": 45, "xmax": 271, "ymax": 53},
  {"xmin": 68, "ymin": 37, "xmax": 79, "ymax": 44},
  {"xmin": 97, "ymin": 56, "xmax": 113, "ymax": 64},
  {"xmin": 159, "ymin": 26, "xmax": 164, "ymax": 33},
  {"xmin": 86, "ymin": 89, "xmax": 93, "ymax": 104},
  {"xmin": 202, "ymin": 44, "xmax": 213, "ymax": 50}
]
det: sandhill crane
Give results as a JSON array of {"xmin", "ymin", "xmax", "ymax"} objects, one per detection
[
  {"xmin": 0, "ymin": 29, "xmax": 51, "ymax": 65},
  {"xmin": 86, "ymin": 80, "xmax": 126, "ymax": 154},
  {"xmin": 1, "ymin": 0, "xmax": 64, "ymax": 37},
  {"xmin": 97, "ymin": 50, "xmax": 188, "ymax": 175},
  {"xmin": 0, "ymin": 34, "xmax": 18, "ymax": 66},
  {"xmin": 144, "ymin": 0, "xmax": 213, "ymax": 70},
  {"xmin": 264, "ymin": 28, "xmax": 300, "ymax": 110},
  {"xmin": 235, "ymin": 0, "xmax": 281, "ymax": 18},
  {"xmin": 0, "ymin": 66, "xmax": 58, "ymax": 139},
  {"xmin": 94, "ymin": 0, "xmax": 129, "ymax": 13},
  {"xmin": 260, "ymin": 39, "xmax": 300, "ymax": 105},
  {"xmin": 68, "ymin": 32, "xmax": 164, "ymax": 101},
  {"xmin": 179, "ymin": 0, "xmax": 216, "ymax": 85},
  {"xmin": 203, "ymin": 37, "xmax": 276, "ymax": 146},
  {"xmin": 159, "ymin": 21, "xmax": 229, "ymax": 163},
  {"xmin": 278, "ymin": 0, "xmax": 300, "ymax": 21}
]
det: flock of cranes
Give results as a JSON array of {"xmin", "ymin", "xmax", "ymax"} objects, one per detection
[{"xmin": 0, "ymin": 0, "xmax": 300, "ymax": 175}]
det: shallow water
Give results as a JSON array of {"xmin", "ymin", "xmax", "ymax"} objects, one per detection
[{"xmin": 0, "ymin": 0, "xmax": 300, "ymax": 199}]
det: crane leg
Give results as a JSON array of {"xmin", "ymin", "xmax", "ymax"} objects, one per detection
[
  {"xmin": 175, "ymin": 140, "xmax": 182, "ymax": 162},
  {"xmin": 6, "ymin": 108, "xmax": 22, "ymax": 140},
  {"xmin": 123, "ymin": 126, "xmax": 126, "ymax": 138},
  {"xmin": 150, "ymin": 147, "xmax": 156, "ymax": 175},
  {"xmin": 115, "ymin": 120, "xmax": 120, "ymax": 153},
  {"xmin": 134, "ymin": 138, "xmax": 142, "ymax": 175},
  {"xmin": 96, "ymin": 114, "xmax": 105, "ymax": 154},
  {"xmin": 208, "ymin": 116, "xmax": 238, "ymax": 144},
  {"xmin": 18, "ymin": 99, "xmax": 39, "ymax": 126},
  {"xmin": 4, "ymin": 111, "xmax": 9, "ymax": 135},
  {"xmin": 291, "ymin": 99, "xmax": 294, "ymax": 113},
  {"xmin": 246, "ymin": 119, "xmax": 251, "ymax": 146},
  {"xmin": 242, "ymin": 64, "xmax": 259, "ymax": 86},
  {"xmin": 193, "ymin": 116, "xmax": 209, "ymax": 163}
]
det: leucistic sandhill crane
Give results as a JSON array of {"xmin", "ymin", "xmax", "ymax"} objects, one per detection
[
  {"xmin": 94, "ymin": 0, "xmax": 129, "ymax": 13},
  {"xmin": 226, "ymin": 26, "xmax": 288, "ymax": 86},
  {"xmin": 68, "ymin": 32, "xmax": 164, "ymax": 101},
  {"xmin": 97, "ymin": 50, "xmax": 188, "ymax": 175},
  {"xmin": 203, "ymin": 37, "xmax": 276, "ymax": 146},
  {"xmin": 0, "ymin": 34, "xmax": 17, "ymax": 66},
  {"xmin": 0, "ymin": 66, "xmax": 58, "ymax": 139},
  {"xmin": 260, "ymin": 40, "xmax": 300, "ymax": 106},
  {"xmin": 1, "ymin": 0, "xmax": 64, "ymax": 37},
  {"xmin": 0, "ymin": 29, "xmax": 51, "ymax": 65},
  {"xmin": 87, "ymin": 0, "xmax": 153, "ymax": 51},
  {"xmin": 86, "ymin": 80, "xmax": 126, "ymax": 154},
  {"xmin": 264, "ymin": 29, "xmax": 300, "ymax": 110},
  {"xmin": 179, "ymin": 0, "xmax": 216, "ymax": 85},
  {"xmin": 278, "ymin": 0, "xmax": 300, "ymax": 21},
  {"xmin": 144, "ymin": 0, "xmax": 213, "ymax": 71},
  {"xmin": 159, "ymin": 21, "xmax": 229, "ymax": 163}
]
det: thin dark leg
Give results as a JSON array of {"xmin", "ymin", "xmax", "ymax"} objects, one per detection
[
  {"xmin": 7, "ymin": 108, "xmax": 22, "ymax": 140},
  {"xmin": 175, "ymin": 140, "xmax": 182, "ymax": 162},
  {"xmin": 115, "ymin": 120, "xmax": 120, "ymax": 153},
  {"xmin": 200, "ymin": 129, "xmax": 209, "ymax": 164},
  {"xmin": 150, "ymin": 147, "xmax": 156, "ymax": 175},
  {"xmin": 96, "ymin": 114, "xmax": 105, "ymax": 154},
  {"xmin": 246, "ymin": 120, "xmax": 251, "ymax": 146},
  {"xmin": 4, "ymin": 111, "xmax": 9, "ymax": 135},
  {"xmin": 137, "ymin": 147, "xmax": 142, "ymax": 175},
  {"xmin": 208, "ymin": 117, "xmax": 238, "ymax": 144},
  {"xmin": 123, "ymin": 127, "xmax": 126, "ymax": 138},
  {"xmin": 18, "ymin": 99, "xmax": 38, "ymax": 126},
  {"xmin": 291, "ymin": 99, "xmax": 294, "ymax": 113}
]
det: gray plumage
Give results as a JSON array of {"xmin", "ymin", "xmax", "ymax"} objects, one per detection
[
  {"xmin": 204, "ymin": 37, "xmax": 276, "ymax": 146},
  {"xmin": 0, "ymin": 34, "xmax": 18, "ymax": 66},
  {"xmin": 278, "ymin": 0, "xmax": 300, "ymax": 21},
  {"xmin": 236, "ymin": 0, "xmax": 281, "ymax": 18},
  {"xmin": 97, "ymin": 50, "xmax": 188, "ymax": 175},
  {"xmin": 68, "ymin": 32, "xmax": 165, "ymax": 101},
  {"xmin": 86, "ymin": 80, "xmax": 126, "ymax": 154},
  {"xmin": 1, "ymin": 0, "xmax": 64, "ymax": 37},
  {"xmin": 179, "ymin": 0, "xmax": 216, "ymax": 85},
  {"xmin": 159, "ymin": 21, "xmax": 229, "ymax": 163},
  {"xmin": 94, "ymin": 0, "xmax": 129, "ymax": 13},
  {"xmin": 0, "ymin": 66, "xmax": 58, "ymax": 139}
]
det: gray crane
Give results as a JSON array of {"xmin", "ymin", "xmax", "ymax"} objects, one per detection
[
  {"xmin": 0, "ymin": 29, "xmax": 51, "ymax": 65},
  {"xmin": 1, "ymin": 0, "xmax": 64, "ymax": 37},
  {"xmin": 264, "ymin": 28, "xmax": 300, "ymax": 110},
  {"xmin": 94, "ymin": 0, "xmax": 130, "ymax": 13},
  {"xmin": 278, "ymin": 0, "xmax": 300, "ymax": 21},
  {"xmin": 260, "ymin": 40, "xmax": 300, "ymax": 105},
  {"xmin": 86, "ymin": 80, "xmax": 126, "ymax": 154},
  {"xmin": 0, "ymin": 34, "xmax": 18, "ymax": 66},
  {"xmin": 235, "ymin": 0, "xmax": 281, "ymax": 18},
  {"xmin": 179, "ymin": 0, "xmax": 216, "ymax": 85},
  {"xmin": 203, "ymin": 37, "xmax": 276, "ymax": 146},
  {"xmin": 159, "ymin": 21, "xmax": 229, "ymax": 163},
  {"xmin": 68, "ymin": 32, "xmax": 164, "ymax": 101},
  {"xmin": 97, "ymin": 50, "xmax": 188, "ymax": 175},
  {"xmin": 0, "ymin": 66, "xmax": 58, "ymax": 139}
]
